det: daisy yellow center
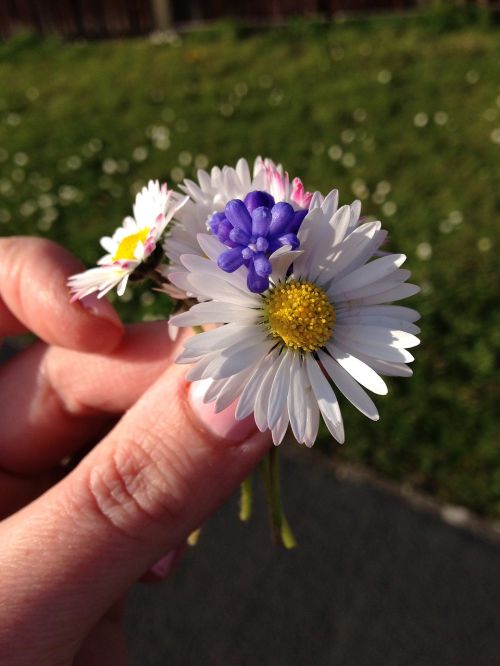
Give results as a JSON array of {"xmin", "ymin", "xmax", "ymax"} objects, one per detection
[
  {"xmin": 264, "ymin": 280, "xmax": 335, "ymax": 352},
  {"xmin": 113, "ymin": 228, "xmax": 150, "ymax": 261}
]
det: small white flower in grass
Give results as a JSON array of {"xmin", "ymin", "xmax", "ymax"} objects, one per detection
[
  {"xmin": 170, "ymin": 201, "xmax": 420, "ymax": 447},
  {"xmin": 68, "ymin": 180, "xmax": 188, "ymax": 300}
]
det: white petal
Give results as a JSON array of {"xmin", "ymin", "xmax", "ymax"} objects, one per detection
[
  {"xmin": 332, "ymin": 229, "xmax": 389, "ymax": 284},
  {"xmin": 165, "ymin": 195, "xmax": 189, "ymax": 225},
  {"xmin": 365, "ymin": 359, "xmax": 413, "ymax": 377},
  {"xmin": 236, "ymin": 351, "xmax": 279, "ymax": 420},
  {"xmin": 99, "ymin": 236, "xmax": 116, "ymax": 254},
  {"xmin": 196, "ymin": 233, "xmax": 226, "ymax": 262},
  {"xmin": 183, "ymin": 323, "xmax": 265, "ymax": 356},
  {"xmin": 287, "ymin": 353, "xmax": 308, "ymax": 442},
  {"xmin": 203, "ymin": 377, "xmax": 229, "ymax": 403},
  {"xmin": 213, "ymin": 339, "xmax": 274, "ymax": 379},
  {"xmin": 236, "ymin": 157, "xmax": 251, "ymax": 191},
  {"xmin": 170, "ymin": 302, "xmax": 258, "ymax": 327},
  {"xmin": 197, "ymin": 168, "xmax": 212, "ymax": 191},
  {"xmin": 344, "ymin": 305, "xmax": 421, "ymax": 322},
  {"xmin": 306, "ymin": 355, "xmax": 345, "ymax": 444},
  {"xmin": 326, "ymin": 342, "xmax": 388, "ymax": 395},
  {"xmin": 308, "ymin": 191, "xmax": 323, "ymax": 210},
  {"xmin": 330, "ymin": 271, "xmax": 411, "ymax": 302},
  {"xmin": 187, "ymin": 273, "xmax": 258, "ymax": 306},
  {"xmin": 338, "ymin": 347, "xmax": 414, "ymax": 377},
  {"xmin": 270, "ymin": 249, "xmax": 302, "ymax": 284},
  {"xmin": 294, "ymin": 207, "xmax": 330, "ymax": 272},
  {"xmin": 176, "ymin": 348, "xmax": 201, "ymax": 364},
  {"xmin": 332, "ymin": 332, "xmax": 415, "ymax": 364},
  {"xmin": 116, "ymin": 274, "xmax": 129, "ymax": 296},
  {"xmin": 188, "ymin": 339, "xmax": 268, "ymax": 381},
  {"xmin": 329, "ymin": 254, "xmax": 406, "ymax": 296},
  {"xmin": 308, "ymin": 207, "xmax": 350, "ymax": 283},
  {"xmin": 321, "ymin": 189, "xmax": 339, "ymax": 219},
  {"xmin": 214, "ymin": 367, "xmax": 254, "ymax": 413},
  {"xmin": 352, "ymin": 283, "xmax": 420, "ymax": 306},
  {"xmin": 254, "ymin": 362, "xmax": 280, "ymax": 432},
  {"xmin": 267, "ymin": 351, "xmax": 293, "ymax": 429},
  {"xmin": 165, "ymin": 238, "xmax": 198, "ymax": 260},
  {"xmin": 167, "ymin": 271, "xmax": 192, "ymax": 294},
  {"xmin": 336, "ymin": 313, "xmax": 420, "ymax": 335},
  {"xmin": 272, "ymin": 406, "xmax": 290, "ymax": 446},
  {"xmin": 251, "ymin": 167, "xmax": 266, "ymax": 190},
  {"xmin": 303, "ymin": 388, "xmax": 320, "ymax": 447},
  {"xmin": 319, "ymin": 351, "xmax": 379, "ymax": 421},
  {"xmin": 334, "ymin": 324, "xmax": 420, "ymax": 349},
  {"xmin": 97, "ymin": 253, "xmax": 113, "ymax": 266},
  {"xmin": 330, "ymin": 204, "xmax": 352, "ymax": 248},
  {"xmin": 318, "ymin": 221, "xmax": 382, "ymax": 284},
  {"xmin": 122, "ymin": 216, "xmax": 137, "ymax": 232},
  {"xmin": 185, "ymin": 351, "xmax": 221, "ymax": 380},
  {"xmin": 182, "ymin": 179, "xmax": 204, "ymax": 201},
  {"xmin": 167, "ymin": 322, "xmax": 179, "ymax": 342},
  {"xmin": 181, "ymin": 253, "xmax": 248, "ymax": 291},
  {"xmin": 347, "ymin": 199, "xmax": 362, "ymax": 234}
]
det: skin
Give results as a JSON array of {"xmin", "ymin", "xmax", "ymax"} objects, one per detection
[{"xmin": 0, "ymin": 237, "xmax": 270, "ymax": 665}]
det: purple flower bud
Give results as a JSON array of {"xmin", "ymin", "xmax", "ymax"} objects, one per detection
[
  {"xmin": 229, "ymin": 226, "xmax": 250, "ymax": 245},
  {"xmin": 267, "ymin": 238, "xmax": 282, "ymax": 254},
  {"xmin": 255, "ymin": 236, "xmax": 269, "ymax": 252},
  {"xmin": 289, "ymin": 209, "xmax": 308, "ymax": 234},
  {"xmin": 253, "ymin": 252, "xmax": 272, "ymax": 278},
  {"xmin": 251, "ymin": 206, "xmax": 271, "ymax": 237},
  {"xmin": 208, "ymin": 190, "xmax": 308, "ymax": 293},
  {"xmin": 247, "ymin": 261, "xmax": 270, "ymax": 293},
  {"xmin": 269, "ymin": 202, "xmax": 294, "ymax": 236},
  {"xmin": 209, "ymin": 211, "xmax": 225, "ymax": 235},
  {"xmin": 225, "ymin": 199, "xmax": 252, "ymax": 235},
  {"xmin": 244, "ymin": 190, "xmax": 275, "ymax": 214},
  {"xmin": 216, "ymin": 219, "xmax": 233, "ymax": 244},
  {"xmin": 217, "ymin": 247, "xmax": 245, "ymax": 273},
  {"xmin": 278, "ymin": 233, "xmax": 300, "ymax": 250}
]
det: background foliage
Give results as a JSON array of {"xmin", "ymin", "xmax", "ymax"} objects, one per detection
[{"xmin": 1, "ymin": 13, "xmax": 499, "ymax": 517}]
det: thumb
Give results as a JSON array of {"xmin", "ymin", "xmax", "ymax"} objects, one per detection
[{"xmin": 0, "ymin": 365, "xmax": 270, "ymax": 662}]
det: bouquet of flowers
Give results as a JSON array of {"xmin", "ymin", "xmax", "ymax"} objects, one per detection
[{"xmin": 69, "ymin": 157, "xmax": 420, "ymax": 547}]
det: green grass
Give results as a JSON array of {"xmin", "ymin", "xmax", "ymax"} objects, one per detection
[{"xmin": 1, "ymin": 15, "xmax": 499, "ymax": 517}]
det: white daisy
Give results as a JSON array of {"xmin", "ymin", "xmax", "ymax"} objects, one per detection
[
  {"xmin": 68, "ymin": 180, "xmax": 188, "ymax": 300},
  {"xmin": 170, "ymin": 202, "xmax": 420, "ymax": 447},
  {"xmin": 162, "ymin": 157, "xmax": 315, "ymax": 296}
]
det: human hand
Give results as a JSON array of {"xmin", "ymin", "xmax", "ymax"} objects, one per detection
[{"xmin": 0, "ymin": 237, "xmax": 269, "ymax": 665}]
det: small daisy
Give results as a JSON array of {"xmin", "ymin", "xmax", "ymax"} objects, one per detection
[
  {"xmin": 163, "ymin": 157, "xmax": 315, "ymax": 295},
  {"xmin": 68, "ymin": 181, "xmax": 187, "ymax": 299},
  {"xmin": 170, "ymin": 202, "xmax": 420, "ymax": 447}
]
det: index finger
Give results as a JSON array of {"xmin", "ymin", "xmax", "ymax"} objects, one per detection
[{"xmin": 0, "ymin": 236, "xmax": 123, "ymax": 352}]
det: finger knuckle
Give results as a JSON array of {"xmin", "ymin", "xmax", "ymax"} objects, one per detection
[{"xmin": 86, "ymin": 426, "xmax": 189, "ymax": 541}]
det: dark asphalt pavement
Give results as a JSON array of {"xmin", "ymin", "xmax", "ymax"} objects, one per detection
[{"xmin": 125, "ymin": 452, "xmax": 500, "ymax": 666}]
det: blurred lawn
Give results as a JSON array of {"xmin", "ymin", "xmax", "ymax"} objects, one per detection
[{"xmin": 0, "ymin": 16, "xmax": 499, "ymax": 517}]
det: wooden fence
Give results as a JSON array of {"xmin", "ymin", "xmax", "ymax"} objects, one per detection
[{"xmin": 0, "ymin": 0, "xmax": 492, "ymax": 39}]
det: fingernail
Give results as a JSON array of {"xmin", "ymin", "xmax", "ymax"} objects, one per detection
[
  {"xmin": 79, "ymin": 293, "xmax": 123, "ymax": 330},
  {"xmin": 188, "ymin": 378, "xmax": 257, "ymax": 443},
  {"xmin": 150, "ymin": 550, "xmax": 177, "ymax": 578},
  {"xmin": 141, "ymin": 546, "xmax": 185, "ymax": 583}
]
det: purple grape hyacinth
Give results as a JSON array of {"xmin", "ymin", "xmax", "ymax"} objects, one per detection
[{"xmin": 208, "ymin": 190, "xmax": 308, "ymax": 293}]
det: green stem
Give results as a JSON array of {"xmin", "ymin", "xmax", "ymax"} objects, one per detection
[
  {"xmin": 271, "ymin": 448, "xmax": 297, "ymax": 549},
  {"xmin": 259, "ymin": 449, "xmax": 297, "ymax": 549},
  {"xmin": 187, "ymin": 528, "xmax": 201, "ymax": 546},
  {"xmin": 239, "ymin": 475, "xmax": 253, "ymax": 522}
]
